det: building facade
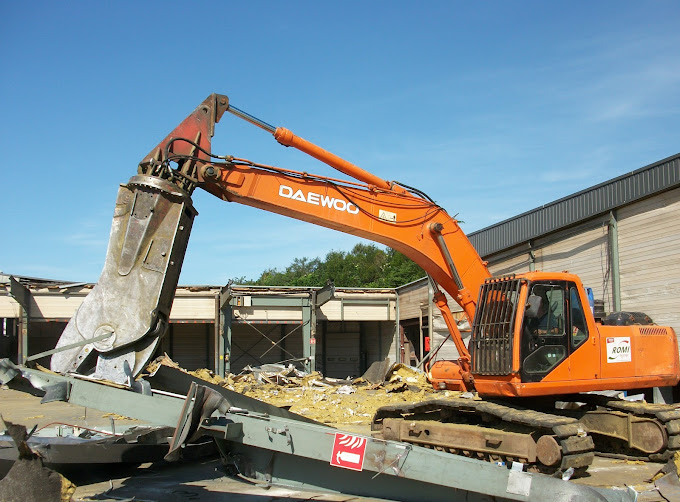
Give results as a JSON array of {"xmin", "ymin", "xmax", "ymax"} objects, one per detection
[{"xmin": 0, "ymin": 277, "xmax": 397, "ymax": 379}]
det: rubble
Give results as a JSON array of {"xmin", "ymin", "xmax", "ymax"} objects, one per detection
[
  {"xmin": 145, "ymin": 355, "xmax": 460, "ymax": 427},
  {"xmin": 0, "ymin": 420, "xmax": 211, "ymax": 470},
  {"xmin": 0, "ymin": 420, "xmax": 75, "ymax": 502},
  {"xmin": 652, "ymin": 451, "xmax": 680, "ymax": 501}
]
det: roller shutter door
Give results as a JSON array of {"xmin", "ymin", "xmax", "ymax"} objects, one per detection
[
  {"xmin": 323, "ymin": 321, "xmax": 360, "ymax": 378},
  {"xmin": 170, "ymin": 323, "xmax": 211, "ymax": 371}
]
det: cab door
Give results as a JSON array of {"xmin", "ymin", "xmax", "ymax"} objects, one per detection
[
  {"xmin": 520, "ymin": 282, "xmax": 569, "ymax": 383},
  {"xmin": 520, "ymin": 281, "xmax": 595, "ymax": 382},
  {"xmin": 564, "ymin": 283, "xmax": 597, "ymax": 380}
]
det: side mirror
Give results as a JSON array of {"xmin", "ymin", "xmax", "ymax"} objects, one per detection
[{"xmin": 525, "ymin": 294, "xmax": 543, "ymax": 319}]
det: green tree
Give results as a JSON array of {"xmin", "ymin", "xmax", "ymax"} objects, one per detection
[{"xmin": 239, "ymin": 244, "xmax": 424, "ymax": 288}]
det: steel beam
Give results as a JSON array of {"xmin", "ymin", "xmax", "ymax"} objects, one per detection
[
  {"xmin": 0, "ymin": 363, "xmax": 180, "ymax": 426},
  {"xmin": 0, "ymin": 362, "xmax": 635, "ymax": 502},
  {"xmin": 219, "ymin": 292, "xmax": 232, "ymax": 376},
  {"xmin": 608, "ymin": 210, "xmax": 621, "ymax": 312},
  {"xmin": 8, "ymin": 276, "xmax": 30, "ymax": 364},
  {"xmin": 242, "ymin": 297, "xmax": 308, "ymax": 307},
  {"xmin": 302, "ymin": 304, "xmax": 314, "ymax": 373}
]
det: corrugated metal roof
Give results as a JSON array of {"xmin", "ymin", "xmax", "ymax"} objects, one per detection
[{"xmin": 469, "ymin": 153, "xmax": 680, "ymax": 258}]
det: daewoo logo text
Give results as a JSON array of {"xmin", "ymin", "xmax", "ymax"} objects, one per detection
[{"xmin": 278, "ymin": 185, "xmax": 359, "ymax": 214}]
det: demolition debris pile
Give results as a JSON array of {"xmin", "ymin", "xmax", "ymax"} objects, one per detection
[{"xmin": 146, "ymin": 356, "xmax": 466, "ymax": 428}]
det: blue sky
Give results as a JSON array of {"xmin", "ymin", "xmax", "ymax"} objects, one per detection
[{"xmin": 1, "ymin": 2, "xmax": 679, "ymax": 285}]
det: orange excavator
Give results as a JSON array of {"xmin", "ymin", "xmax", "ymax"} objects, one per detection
[{"xmin": 50, "ymin": 94, "xmax": 680, "ymax": 474}]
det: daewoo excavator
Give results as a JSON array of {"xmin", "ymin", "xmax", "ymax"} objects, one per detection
[{"xmin": 50, "ymin": 94, "xmax": 680, "ymax": 474}]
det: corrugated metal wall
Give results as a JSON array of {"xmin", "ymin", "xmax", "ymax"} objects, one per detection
[
  {"xmin": 318, "ymin": 296, "xmax": 396, "ymax": 321},
  {"xmin": 486, "ymin": 188, "xmax": 680, "ymax": 339},
  {"xmin": 0, "ymin": 287, "xmax": 220, "ymax": 322},
  {"xmin": 430, "ymin": 316, "xmax": 457, "ymax": 362},
  {"xmin": 0, "ymin": 298, "xmax": 20, "ymax": 317},
  {"xmin": 537, "ymin": 225, "xmax": 612, "ymax": 310},
  {"xmin": 488, "ymin": 221, "xmax": 613, "ymax": 310},
  {"xmin": 170, "ymin": 293, "xmax": 218, "ymax": 320},
  {"xmin": 489, "ymin": 252, "xmax": 532, "ymax": 276},
  {"xmin": 28, "ymin": 292, "xmax": 85, "ymax": 320},
  {"xmin": 618, "ymin": 188, "xmax": 680, "ymax": 341}
]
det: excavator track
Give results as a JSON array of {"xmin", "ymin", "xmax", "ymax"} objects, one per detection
[
  {"xmin": 556, "ymin": 394, "xmax": 680, "ymax": 462},
  {"xmin": 371, "ymin": 398, "xmax": 595, "ymax": 475}
]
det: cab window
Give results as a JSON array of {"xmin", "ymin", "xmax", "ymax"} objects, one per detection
[
  {"xmin": 569, "ymin": 286, "xmax": 589, "ymax": 349},
  {"xmin": 521, "ymin": 283, "xmax": 567, "ymax": 381}
]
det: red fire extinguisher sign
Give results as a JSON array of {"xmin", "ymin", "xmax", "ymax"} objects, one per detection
[{"xmin": 330, "ymin": 433, "xmax": 367, "ymax": 471}]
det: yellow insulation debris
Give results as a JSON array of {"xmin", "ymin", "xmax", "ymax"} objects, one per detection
[{"xmin": 146, "ymin": 355, "xmax": 465, "ymax": 428}]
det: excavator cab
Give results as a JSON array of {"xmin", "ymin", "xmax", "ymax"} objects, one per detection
[
  {"xmin": 519, "ymin": 281, "xmax": 589, "ymax": 382},
  {"xmin": 464, "ymin": 274, "xmax": 596, "ymax": 391}
]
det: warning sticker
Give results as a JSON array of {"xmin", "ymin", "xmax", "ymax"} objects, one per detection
[
  {"xmin": 606, "ymin": 337, "xmax": 632, "ymax": 363},
  {"xmin": 330, "ymin": 433, "xmax": 367, "ymax": 471},
  {"xmin": 379, "ymin": 209, "xmax": 397, "ymax": 223}
]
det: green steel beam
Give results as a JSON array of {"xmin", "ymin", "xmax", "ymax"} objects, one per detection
[
  {"xmin": 395, "ymin": 294, "xmax": 401, "ymax": 363},
  {"xmin": 314, "ymin": 281, "xmax": 335, "ymax": 307},
  {"xmin": 218, "ymin": 292, "xmax": 233, "ymax": 376},
  {"xmin": 231, "ymin": 296, "xmax": 308, "ymax": 307},
  {"xmin": 1, "ymin": 363, "xmax": 180, "ymax": 426},
  {"xmin": 608, "ymin": 211, "xmax": 622, "ymax": 311},
  {"xmin": 302, "ymin": 305, "xmax": 314, "ymax": 373},
  {"xmin": 9, "ymin": 277, "xmax": 30, "ymax": 364},
  {"xmin": 211, "ymin": 417, "xmax": 632, "ymax": 502},
  {"xmin": 214, "ymin": 294, "xmax": 220, "ymax": 373}
]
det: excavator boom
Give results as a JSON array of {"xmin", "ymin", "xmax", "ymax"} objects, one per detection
[{"xmin": 50, "ymin": 94, "xmax": 490, "ymax": 383}]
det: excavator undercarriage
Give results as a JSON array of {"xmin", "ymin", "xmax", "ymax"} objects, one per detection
[
  {"xmin": 372, "ymin": 394, "xmax": 680, "ymax": 475},
  {"xmin": 372, "ymin": 399, "xmax": 594, "ymax": 474},
  {"xmin": 554, "ymin": 394, "xmax": 680, "ymax": 460}
]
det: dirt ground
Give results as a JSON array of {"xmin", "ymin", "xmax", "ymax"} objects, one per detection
[
  {"xmin": 0, "ymin": 384, "xmax": 145, "ymax": 431},
  {"xmin": 0, "ymin": 386, "xmax": 671, "ymax": 501}
]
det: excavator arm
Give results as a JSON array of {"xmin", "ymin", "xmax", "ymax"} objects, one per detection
[{"xmin": 50, "ymin": 93, "xmax": 490, "ymax": 384}]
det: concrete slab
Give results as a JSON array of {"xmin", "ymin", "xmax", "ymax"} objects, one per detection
[
  {"xmin": 571, "ymin": 456, "xmax": 664, "ymax": 502},
  {"xmin": 72, "ymin": 458, "xmax": 386, "ymax": 502}
]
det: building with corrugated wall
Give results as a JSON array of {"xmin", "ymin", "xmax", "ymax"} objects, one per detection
[{"xmin": 469, "ymin": 153, "xmax": 680, "ymax": 346}]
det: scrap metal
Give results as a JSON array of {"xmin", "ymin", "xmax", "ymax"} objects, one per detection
[{"xmin": 0, "ymin": 359, "xmax": 637, "ymax": 502}]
